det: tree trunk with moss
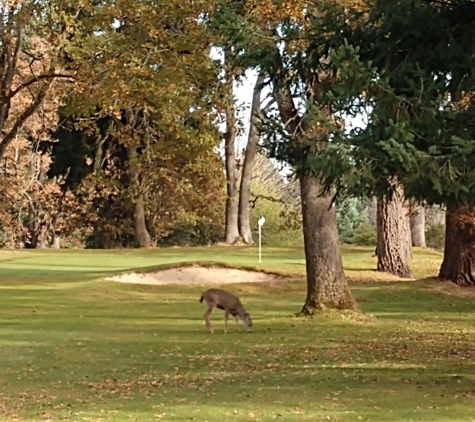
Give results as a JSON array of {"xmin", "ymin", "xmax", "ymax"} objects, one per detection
[
  {"xmin": 299, "ymin": 174, "xmax": 359, "ymax": 314},
  {"xmin": 439, "ymin": 205, "xmax": 475, "ymax": 286},
  {"xmin": 376, "ymin": 186, "xmax": 412, "ymax": 278}
]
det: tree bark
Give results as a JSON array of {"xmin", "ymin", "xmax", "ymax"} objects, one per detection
[
  {"xmin": 133, "ymin": 195, "xmax": 151, "ymax": 248},
  {"xmin": 376, "ymin": 186, "xmax": 413, "ymax": 278},
  {"xmin": 299, "ymin": 174, "xmax": 359, "ymax": 313},
  {"xmin": 273, "ymin": 79, "xmax": 357, "ymax": 313},
  {"xmin": 127, "ymin": 144, "xmax": 151, "ymax": 248},
  {"xmin": 52, "ymin": 234, "xmax": 61, "ymax": 249},
  {"xmin": 439, "ymin": 205, "xmax": 475, "ymax": 286},
  {"xmin": 410, "ymin": 201, "xmax": 426, "ymax": 247},
  {"xmin": 224, "ymin": 62, "xmax": 239, "ymax": 244},
  {"xmin": 367, "ymin": 197, "xmax": 377, "ymax": 226},
  {"xmin": 36, "ymin": 224, "xmax": 47, "ymax": 249},
  {"xmin": 238, "ymin": 73, "xmax": 265, "ymax": 244},
  {"xmin": 26, "ymin": 201, "xmax": 39, "ymax": 248},
  {"xmin": 404, "ymin": 201, "xmax": 413, "ymax": 259}
]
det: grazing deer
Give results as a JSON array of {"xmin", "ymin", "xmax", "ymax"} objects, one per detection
[{"xmin": 199, "ymin": 288, "xmax": 253, "ymax": 334}]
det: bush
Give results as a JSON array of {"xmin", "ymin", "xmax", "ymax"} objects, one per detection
[
  {"xmin": 247, "ymin": 177, "xmax": 303, "ymax": 247},
  {"xmin": 353, "ymin": 223, "xmax": 377, "ymax": 246},
  {"xmin": 336, "ymin": 197, "xmax": 369, "ymax": 244},
  {"xmin": 426, "ymin": 224, "xmax": 445, "ymax": 251},
  {"xmin": 159, "ymin": 221, "xmax": 224, "ymax": 247}
]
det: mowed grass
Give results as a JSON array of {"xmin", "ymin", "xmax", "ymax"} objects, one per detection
[{"xmin": 1, "ymin": 246, "xmax": 475, "ymax": 421}]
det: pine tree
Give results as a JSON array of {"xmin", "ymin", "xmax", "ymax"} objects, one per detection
[{"xmin": 299, "ymin": 0, "xmax": 475, "ymax": 285}]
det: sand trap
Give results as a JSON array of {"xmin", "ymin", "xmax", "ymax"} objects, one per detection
[{"xmin": 107, "ymin": 264, "xmax": 289, "ymax": 286}]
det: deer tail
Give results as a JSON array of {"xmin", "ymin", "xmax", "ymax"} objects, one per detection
[{"xmin": 199, "ymin": 295, "xmax": 204, "ymax": 303}]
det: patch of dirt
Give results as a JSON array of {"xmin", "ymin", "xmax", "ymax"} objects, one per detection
[{"xmin": 107, "ymin": 264, "xmax": 289, "ymax": 286}]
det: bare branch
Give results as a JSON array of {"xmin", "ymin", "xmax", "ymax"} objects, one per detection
[
  {"xmin": 249, "ymin": 193, "xmax": 288, "ymax": 209},
  {"xmin": 0, "ymin": 81, "xmax": 52, "ymax": 158},
  {"xmin": 8, "ymin": 73, "xmax": 73, "ymax": 99},
  {"xmin": 109, "ymin": 114, "xmax": 126, "ymax": 129}
]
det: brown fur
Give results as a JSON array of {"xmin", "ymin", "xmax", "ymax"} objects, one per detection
[{"xmin": 200, "ymin": 288, "xmax": 253, "ymax": 334}]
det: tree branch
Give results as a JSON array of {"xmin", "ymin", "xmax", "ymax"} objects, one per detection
[
  {"xmin": 8, "ymin": 73, "xmax": 72, "ymax": 100},
  {"xmin": 274, "ymin": 84, "xmax": 303, "ymax": 136},
  {"xmin": 0, "ymin": 82, "xmax": 51, "ymax": 158},
  {"xmin": 250, "ymin": 193, "xmax": 288, "ymax": 209}
]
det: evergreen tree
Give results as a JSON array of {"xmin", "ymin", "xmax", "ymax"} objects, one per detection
[
  {"xmin": 336, "ymin": 197, "xmax": 368, "ymax": 244},
  {"xmin": 214, "ymin": 0, "xmax": 359, "ymax": 313},
  {"xmin": 300, "ymin": 0, "xmax": 475, "ymax": 285}
]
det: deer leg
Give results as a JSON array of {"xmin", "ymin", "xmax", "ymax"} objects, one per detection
[
  {"xmin": 224, "ymin": 310, "xmax": 229, "ymax": 334},
  {"xmin": 204, "ymin": 304, "xmax": 216, "ymax": 333},
  {"xmin": 234, "ymin": 316, "xmax": 241, "ymax": 332}
]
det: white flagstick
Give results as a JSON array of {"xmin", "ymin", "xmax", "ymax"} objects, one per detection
[
  {"xmin": 258, "ymin": 214, "xmax": 265, "ymax": 263},
  {"xmin": 259, "ymin": 224, "xmax": 262, "ymax": 263}
]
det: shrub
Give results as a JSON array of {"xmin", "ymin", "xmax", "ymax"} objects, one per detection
[
  {"xmin": 426, "ymin": 224, "xmax": 445, "ymax": 251},
  {"xmin": 353, "ymin": 223, "xmax": 377, "ymax": 246},
  {"xmin": 336, "ymin": 197, "xmax": 369, "ymax": 244},
  {"xmin": 159, "ymin": 221, "xmax": 224, "ymax": 247}
]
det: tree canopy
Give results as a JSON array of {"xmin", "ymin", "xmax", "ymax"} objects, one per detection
[{"xmin": 299, "ymin": 0, "xmax": 475, "ymax": 207}]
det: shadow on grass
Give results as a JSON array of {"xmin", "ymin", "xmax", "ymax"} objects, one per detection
[{"xmin": 345, "ymin": 267, "xmax": 380, "ymax": 272}]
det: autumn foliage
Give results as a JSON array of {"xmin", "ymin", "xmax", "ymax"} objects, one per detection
[{"xmin": 1, "ymin": 0, "xmax": 227, "ymax": 248}]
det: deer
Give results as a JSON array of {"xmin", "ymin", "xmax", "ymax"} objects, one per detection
[{"xmin": 199, "ymin": 288, "xmax": 253, "ymax": 334}]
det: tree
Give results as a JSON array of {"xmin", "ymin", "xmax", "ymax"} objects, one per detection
[
  {"xmin": 298, "ymin": 0, "xmax": 475, "ymax": 286},
  {"xmin": 336, "ymin": 196, "xmax": 368, "ymax": 244},
  {"xmin": 410, "ymin": 201, "xmax": 426, "ymax": 247},
  {"xmin": 238, "ymin": 73, "xmax": 266, "ymax": 244},
  {"xmin": 0, "ymin": 23, "xmax": 81, "ymax": 248},
  {"xmin": 0, "ymin": 1, "xmax": 75, "ymax": 160},
  {"xmin": 53, "ymin": 0, "xmax": 223, "ymax": 248},
  {"xmin": 439, "ymin": 206, "xmax": 475, "ymax": 286},
  {"xmin": 49, "ymin": 109, "xmax": 225, "ymax": 248},
  {"xmin": 376, "ymin": 186, "xmax": 412, "ymax": 278},
  {"xmin": 247, "ymin": 153, "xmax": 303, "ymax": 246},
  {"xmin": 117, "ymin": 113, "xmax": 152, "ymax": 248},
  {"xmin": 214, "ymin": 1, "xmax": 359, "ymax": 313},
  {"xmin": 223, "ymin": 56, "xmax": 240, "ymax": 244}
]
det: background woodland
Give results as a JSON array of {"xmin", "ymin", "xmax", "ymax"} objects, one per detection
[{"xmin": 1, "ymin": 0, "xmax": 474, "ymax": 310}]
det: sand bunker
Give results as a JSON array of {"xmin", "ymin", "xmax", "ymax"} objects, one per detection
[{"xmin": 107, "ymin": 264, "xmax": 289, "ymax": 286}]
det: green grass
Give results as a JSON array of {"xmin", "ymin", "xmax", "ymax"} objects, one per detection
[{"xmin": 1, "ymin": 245, "xmax": 475, "ymax": 421}]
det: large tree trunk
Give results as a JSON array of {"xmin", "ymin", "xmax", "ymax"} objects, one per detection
[
  {"xmin": 127, "ymin": 144, "xmax": 151, "ymax": 248},
  {"xmin": 410, "ymin": 201, "xmax": 426, "ymax": 247},
  {"xmin": 224, "ymin": 64, "xmax": 240, "ymax": 244},
  {"xmin": 273, "ymin": 80, "xmax": 357, "ymax": 314},
  {"xmin": 238, "ymin": 74, "xmax": 265, "ymax": 244},
  {"xmin": 133, "ymin": 195, "xmax": 151, "ymax": 248},
  {"xmin": 376, "ymin": 186, "xmax": 413, "ymax": 278},
  {"xmin": 299, "ymin": 174, "xmax": 359, "ymax": 314},
  {"xmin": 439, "ymin": 205, "xmax": 475, "ymax": 286}
]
